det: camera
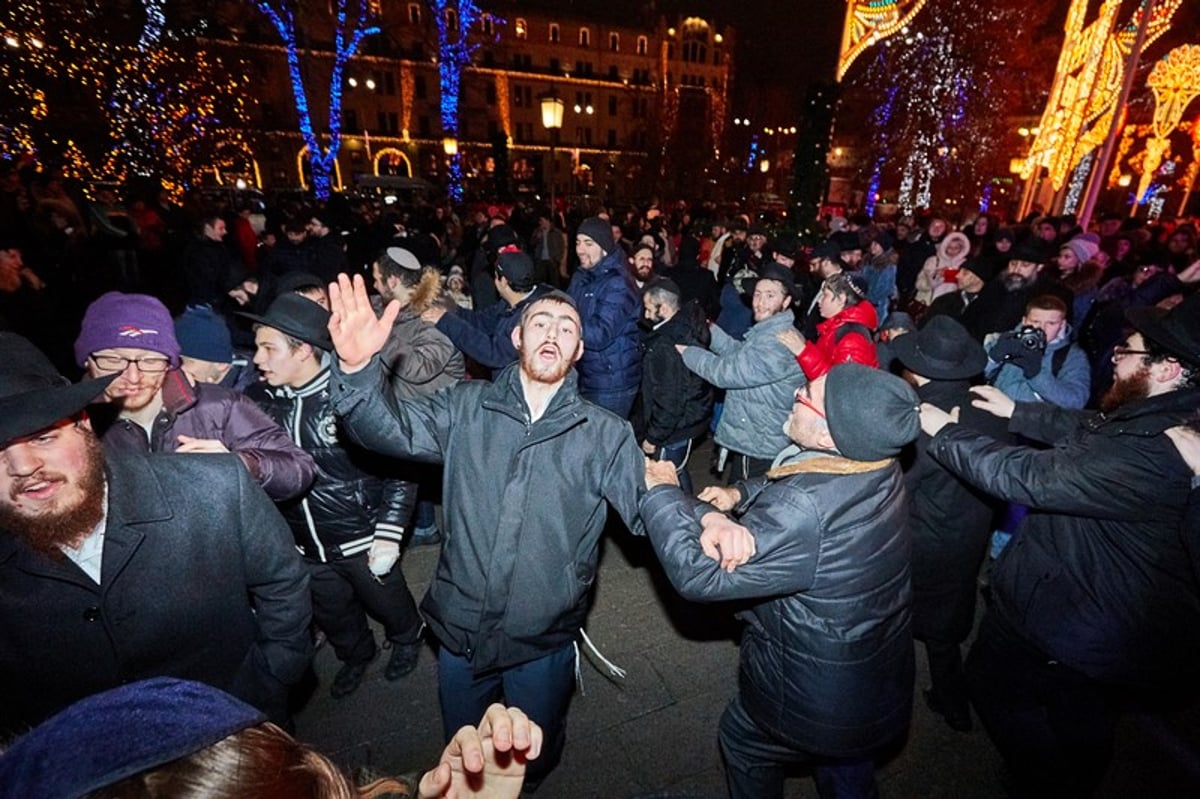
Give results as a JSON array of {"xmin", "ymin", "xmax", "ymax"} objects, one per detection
[{"xmin": 1014, "ymin": 325, "xmax": 1047, "ymax": 352}]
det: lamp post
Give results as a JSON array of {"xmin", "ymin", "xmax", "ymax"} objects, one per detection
[
  {"xmin": 540, "ymin": 87, "xmax": 564, "ymax": 218},
  {"xmin": 442, "ymin": 136, "xmax": 458, "ymax": 195}
]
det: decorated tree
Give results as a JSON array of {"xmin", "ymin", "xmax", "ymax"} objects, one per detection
[
  {"xmin": 847, "ymin": 0, "xmax": 1056, "ymax": 216},
  {"xmin": 426, "ymin": 1, "xmax": 488, "ymax": 202},
  {"xmin": 251, "ymin": 0, "xmax": 379, "ymax": 200},
  {"xmin": 0, "ymin": 0, "xmax": 251, "ymax": 196}
]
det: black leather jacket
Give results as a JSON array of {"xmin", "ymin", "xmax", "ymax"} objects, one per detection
[{"xmin": 246, "ymin": 365, "xmax": 416, "ymax": 561}]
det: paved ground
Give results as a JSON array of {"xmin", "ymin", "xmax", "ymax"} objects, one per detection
[{"xmin": 294, "ymin": 440, "xmax": 1200, "ymax": 797}]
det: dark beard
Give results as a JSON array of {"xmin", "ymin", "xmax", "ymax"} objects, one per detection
[
  {"xmin": 0, "ymin": 431, "xmax": 107, "ymax": 559},
  {"xmin": 1003, "ymin": 273, "xmax": 1033, "ymax": 292},
  {"xmin": 1099, "ymin": 366, "xmax": 1151, "ymax": 413}
]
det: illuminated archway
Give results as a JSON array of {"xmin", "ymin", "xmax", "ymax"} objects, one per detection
[
  {"xmin": 373, "ymin": 147, "xmax": 413, "ymax": 177},
  {"xmin": 211, "ymin": 140, "xmax": 262, "ymax": 188},
  {"xmin": 296, "ymin": 145, "xmax": 344, "ymax": 192}
]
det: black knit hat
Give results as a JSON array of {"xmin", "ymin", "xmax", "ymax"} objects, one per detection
[
  {"xmin": 823, "ymin": 363, "xmax": 920, "ymax": 461},
  {"xmin": 577, "ymin": 217, "xmax": 616, "ymax": 254}
]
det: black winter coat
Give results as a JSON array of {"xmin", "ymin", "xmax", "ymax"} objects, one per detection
[
  {"xmin": 329, "ymin": 360, "xmax": 645, "ymax": 672},
  {"xmin": 905, "ymin": 379, "xmax": 1005, "ymax": 643},
  {"xmin": 930, "ymin": 387, "xmax": 1200, "ymax": 685},
  {"xmin": 633, "ymin": 304, "xmax": 713, "ymax": 447},
  {"xmin": 641, "ymin": 448, "xmax": 914, "ymax": 758},
  {"xmin": 0, "ymin": 454, "xmax": 312, "ymax": 733},
  {"xmin": 246, "ymin": 368, "xmax": 416, "ymax": 560}
]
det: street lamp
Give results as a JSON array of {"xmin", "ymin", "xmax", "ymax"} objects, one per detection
[{"xmin": 540, "ymin": 87, "xmax": 564, "ymax": 216}]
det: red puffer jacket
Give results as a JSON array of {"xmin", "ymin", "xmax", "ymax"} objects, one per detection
[{"xmin": 797, "ymin": 301, "xmax": 879, "ymax": 379}]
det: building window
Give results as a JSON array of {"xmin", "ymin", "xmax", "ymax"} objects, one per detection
[
  {"xmin": 385, "ymin": 71, "xmax": 396, "ymax": 96},
  {"xmin": 549, "ymin": 23, "xmax": 559, "ymax": 43},
  {"xmin": 637, "ymin": 36, "xmax": 648, "ymax": 55},
  {"xmin": 445, "ymin": 8, "xmax": 457, "ymax": 33},
  {"xmin": 415, "ymin": 75, "xmax": 427, "ymax": 99},
  {"xmin": 407, "ymin": 3, "xmax": 420, "ymax": 24},
  {"xmin": 608, "ymin": 129, "xmax": 616, "ymax": 147},
  {"xmin": 515, "ymin": 18, "xmax": 527, "ymax": 39},
  {"xmin": 550, "ymin": 57, "xmax": 560, "ymax": 73},
  {"xmin": 609, "ymin": 33, "xmax": 619, "ymax": 52},
  {"xmin": 579, "ymin": 27, "xmax": 590, "ymax": 47},
  {"xmin": 419, "ymin": 116, "xmax": 431, "ymax": 136},
  {"xmin": 486, "ymin": 84, "xmax": 497, "ymax": 105},
  {"xmin": 608, "ymin": 96, "xmax": 617, "ymax": 116},
  {"xmin": 345, "ymin": 109, "xmax": 358, "ymax": 131},
  {"xmin": 482, "ymin": 15, "xmax": 494, "ymax": 36}
]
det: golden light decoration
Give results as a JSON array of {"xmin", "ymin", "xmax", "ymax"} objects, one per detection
[
  {"xmin": 1133, "ymin": 44, "xmax": 1200, "ymax": 212},
  {"xmin": 494, "ymin": 72, "xmax": 511, "ymax": 141},
  {"xmin": 1177, "ymin": 114, "xmax": 1200, "ymax": 215},
  {"xmin": 373, "ymin": 147, "xmax": 413, "ymax": 177},
  {"xmin": 1019, "ymin": 0, "xmax": 1183, "ymax": 192},
  {"xmin": 838, "ymin": 0, "xmax": 928, "ymax": 81},
  {"xmin": 296, "ymin": 145, "xmax": 343, "ymax": 192},
  {"xmin": 400, "ymin": 67, "xmax": 414, "ymax": 141}
]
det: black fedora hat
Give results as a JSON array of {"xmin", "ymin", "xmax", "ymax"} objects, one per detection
[
  {"xmin": 238, "ymin": 293, "xmax": 333, "ymax": 351},
  {"xmin": 1126, "ymin": 292, "xmax": 1200, "ymax": 368},
  {"xmin": 0, "ymin": 333, "xmax": 117, "ymax": 446},
  {"xmin": 892, "ymin": 315, "xmax": 987, "ymax": 380}
]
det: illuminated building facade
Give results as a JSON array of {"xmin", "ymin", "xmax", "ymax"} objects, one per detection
[{"xmin": 200, "ymin": 1, "xmax": 734, "ymax": 201}]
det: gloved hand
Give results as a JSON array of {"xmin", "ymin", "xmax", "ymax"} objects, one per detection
[
  {"xmin": 990, "ymin": 331, "xmax": 1044, "ymax": 379},
  {"xmin": 368, "ymin": 539, "xmax": 401, "ymax": 578}
]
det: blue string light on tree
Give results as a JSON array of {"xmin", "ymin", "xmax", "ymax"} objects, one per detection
[{"xmin": 252, "ymin": 0, "xmax": 379, "ymax": 200}]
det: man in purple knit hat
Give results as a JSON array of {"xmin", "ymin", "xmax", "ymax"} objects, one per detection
[{"xmin": 75, "ymin": 291, "xmax": 315, "ymax": 501}]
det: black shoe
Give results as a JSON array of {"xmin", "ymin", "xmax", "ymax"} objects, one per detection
[
  {"xmin": 924, "ymin": 688, "xmax": 973, "ymax": 732},
  {"xmin": 384, "ymin": 641, "xmax": 421, "ymax": 681},
  {"xmin": 409, "ymin": 526, "xmax": 442, "ymax": 547},
  {"xmin": 331, "ymin": 651, "xmax": 377, "ymax": 699}
]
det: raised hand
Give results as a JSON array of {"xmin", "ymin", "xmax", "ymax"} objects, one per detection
[
  {"xmin": 417, "ymin": 704, "xmax": 542, "ymax": 799},
  {"xmin": 327, "ymin": 273, "xmax": 400, "ymax": 373}
]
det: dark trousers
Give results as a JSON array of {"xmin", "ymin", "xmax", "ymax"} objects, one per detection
[
  {"xmin": 966, "ymin": 610, "xmax": 1117, "ymax": 799},
  {"xmin": 307, "ymin": 553, "xmax": 423, "ymax": 666},
  {"xmin": 719, "ymin": 696, "xmax": 880, "ymax": 799},
  {"xmin": 654, "ymin": 438, "xmax": 695, "ymax": 495},
  {"xmin": 437, "ymin": 644, "xmax": 575, "ymax": 785},
  {"xmin": 727, "ymin": 450, "xmax": 774, "ymax": 483},
  {"xmin": 924, "ymin": 638, "xmax": 969, "ymax": 712}
]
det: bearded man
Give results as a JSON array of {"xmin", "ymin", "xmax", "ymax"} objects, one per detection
[
  {"xmin": 324, "ymin": 274, "xmax": 645, "ymax": 788},
  {"xmin": 918, "ymin": 293, "xmax": 1200, "ymax": 799},
  {"xmin": 0, "ymin": 334, "xmax": 312, "ymax": 736}
]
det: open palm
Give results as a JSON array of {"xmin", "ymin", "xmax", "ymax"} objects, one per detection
[{"xmin": 327, "ymin": 273, "xmax": 399, "ymax": 371}]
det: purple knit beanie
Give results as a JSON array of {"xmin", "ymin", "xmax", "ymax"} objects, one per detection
[{"xmin": 74, "ymin": 291, "xmax": 182, "ymax": 367}]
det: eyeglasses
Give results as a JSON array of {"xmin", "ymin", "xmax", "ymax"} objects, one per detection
[
  {"xmin": 89, "ymin": 354, "xmax": 171, "ymax": 373},
  {"xmin": 1111, "ymin": 345, "xmax": 1152, "ymax": 360},
  {"xmin": 793, "ymin": 386, "xmax": 826, "ymax": 419}
]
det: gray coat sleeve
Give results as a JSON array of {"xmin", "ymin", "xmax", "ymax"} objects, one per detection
[{"xmin": 328, "ymin": 357, "xmax": 452, "ymax": 465}]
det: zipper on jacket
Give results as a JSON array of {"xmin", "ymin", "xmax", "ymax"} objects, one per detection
[{"xmin": 289, "ymin": 390, "xmax": 325, "ymax": 561}]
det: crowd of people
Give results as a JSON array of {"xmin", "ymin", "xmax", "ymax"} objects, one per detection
[{"xmin": 1, "ymin": 156, "xmax": 1199, "ymax": 799}]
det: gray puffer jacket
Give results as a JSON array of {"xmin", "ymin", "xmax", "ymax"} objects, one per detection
[
  {"xmin": 328, "ymin": 359, "xmax": 645, "ymax": 672},
  {"xmin": 681, "ymin": 309, "xmax": 805, "ymax": 459}
]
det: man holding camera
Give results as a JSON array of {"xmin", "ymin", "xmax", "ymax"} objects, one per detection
[{"xmin": 984, "ymin": 294, "xmax": 1090, "ymax": 411}]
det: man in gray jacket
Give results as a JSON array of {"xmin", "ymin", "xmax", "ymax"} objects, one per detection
[
  {"xmin": 325, "ymin": 274, "xmax": 644, "ymax": 787},
  {"xmin": 679, "ymin": 263, "xmax": 805, "ymax": 480},
  {"xmin": 642, "ymin": 363, "xmax": 920, "ymax": 798}
]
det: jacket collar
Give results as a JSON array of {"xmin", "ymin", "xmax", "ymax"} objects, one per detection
[
  {"xmin": 1089, "ymin": 385, "xmax": 1200, "ymax": 433},
  {"xmin": 483, "ymin": 362, "xmax": 584, "ymax": 425}
]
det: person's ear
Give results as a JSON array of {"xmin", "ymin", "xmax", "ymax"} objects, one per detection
[
  {"xmin": 572, "ymin": 339, "xmax": 585, "ymax": 363},
  {"xmin": 511, "ymin": 324, "xmax": 523, "ymax": 351}
]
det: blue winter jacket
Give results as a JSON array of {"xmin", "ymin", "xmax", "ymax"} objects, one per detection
[{"xmin": 567, "ymin": 249, "xmax": 642, "ymax": 394}]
